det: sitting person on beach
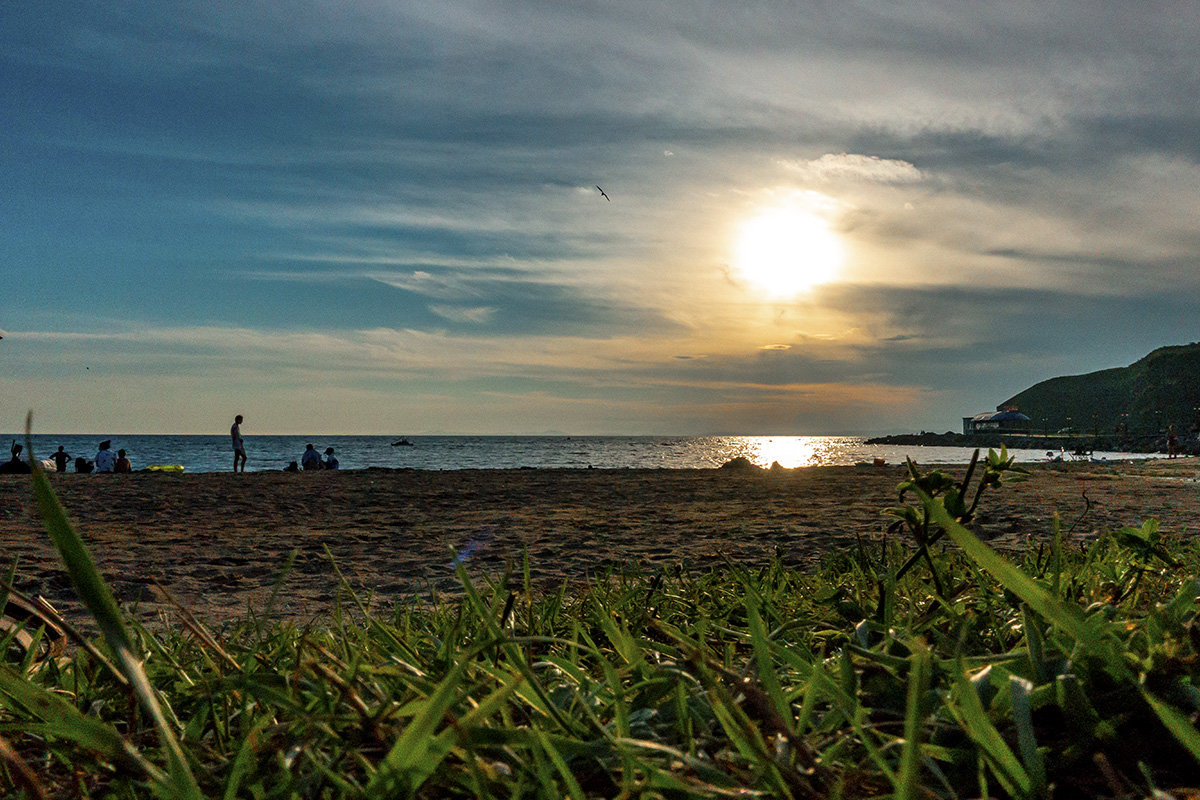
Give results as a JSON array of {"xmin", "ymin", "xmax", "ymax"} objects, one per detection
[
  {"xmin": 323, "ymin": 447, "xmax": 339, "ymax": 470},
  {"xmin": 301, "ymin": 443, "xmax": 323, "ymax": 470},
  {"xmin": 75, "ymin": 456, "xmax": 94, "ymax": 473},
  {"xmin": 0, "ymin": 442, "xmax": 31, "ymax": 474},
  {"xmin": 115, "ymin": 449, "xmax": 132, "ymax": 473},
  {"xmin": 284, "ymin": 460, "xmax": 299, "ymax": 472},
  {"xmin": 95, "ymin": 440, "xmax": 117, "ymax": 473},
  {"xmin": 52, "ymin": 446, "xmax": 71, "ymax": 473}
]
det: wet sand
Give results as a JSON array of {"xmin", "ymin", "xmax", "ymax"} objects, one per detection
[{"xmin": 2, "ymin": 458, "xmax": 1199, "ymax": 627}]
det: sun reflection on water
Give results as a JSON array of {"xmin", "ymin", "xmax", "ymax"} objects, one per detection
[{"xmin": 744, "ymin": 436, "xmax": 831, "ymax": 468}]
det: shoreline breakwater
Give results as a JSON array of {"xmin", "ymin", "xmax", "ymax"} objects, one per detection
[{"xmin": 866, "ymin": 429, "xmax": 1194, "ymax": 455}]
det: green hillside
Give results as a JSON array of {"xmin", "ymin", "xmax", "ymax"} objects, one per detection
[{"xmin": 1001, "ymin": 343, "xmax": 1200, "ymax": 435}]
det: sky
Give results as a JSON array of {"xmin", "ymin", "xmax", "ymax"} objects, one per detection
[{"xmin": 3, "ymin": 2, "xmax": 1199, "ymax": 435}]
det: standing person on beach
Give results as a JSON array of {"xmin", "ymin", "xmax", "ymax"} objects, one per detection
[
  {"xmin": 52, "ymin": 446, "xmax": 71, "ymax": 472},
  {"xmin": 231, "ymin": 414, "xmax": 246, "ymax": 472}
]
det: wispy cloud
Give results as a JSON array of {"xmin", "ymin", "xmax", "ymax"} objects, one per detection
[
  {"xmin": 428, "ymin": 305, "xmax": 495, "ymax": 324},
  {"xmin": 780, "ymin": 153, "xmax": 924, "ymax": 184}
]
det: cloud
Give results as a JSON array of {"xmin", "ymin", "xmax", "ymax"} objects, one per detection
[
  {"xmin": 5, "ymin": 2, "xmax": 1200, "ymax": 435},
  {"xmin": 780, "ymin": 153, "xmax": 924, "ymax": 184},
  {"xmin": 428, "ymin": 305, "xmax": 495, "ymax": 324},
  {"xmin": 369, "ymin": 270, "xmax": 484, "ymax": 300}
]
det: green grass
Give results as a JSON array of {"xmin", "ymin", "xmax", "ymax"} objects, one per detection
[{"xmin": 2, "ymin": 443, "xmax": 1200, "ymax": 798}]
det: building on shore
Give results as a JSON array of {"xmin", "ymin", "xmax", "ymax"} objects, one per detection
[{"xmin": 962, "ymin": 407, "xmax": 1032, "ymax": 435}]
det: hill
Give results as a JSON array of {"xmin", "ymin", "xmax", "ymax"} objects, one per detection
[{"xmin": 1000, "ymin": 342, "xmax": 1200, "ymax": 435}]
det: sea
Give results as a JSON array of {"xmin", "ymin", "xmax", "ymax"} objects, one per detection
[{"xmin": 6, "ymin": 434, "xmax": 1164, "ymax": 474}]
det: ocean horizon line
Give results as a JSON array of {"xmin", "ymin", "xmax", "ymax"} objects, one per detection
[
  {"xmin": 4, "ymin": 432, "xmax": 1163, "ymax": 474},
  {"xmin": 7, "ymin": 431, "xmax": 889, "ymax": 440}
]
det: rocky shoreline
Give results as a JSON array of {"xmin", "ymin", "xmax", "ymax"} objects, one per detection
[{"xmin": 864, "ymin": 430, "xmax": 1197, "ymax": 455}]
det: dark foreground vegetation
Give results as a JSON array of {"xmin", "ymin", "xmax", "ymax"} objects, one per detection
[{"xmin": 2, "ymin": 448, "xmax": 1200, "ymax": 798}]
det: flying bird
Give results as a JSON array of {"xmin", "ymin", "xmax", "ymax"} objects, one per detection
[{"xmin": 595, "ymin": 185, "xmax": 610, "ymax": 201}]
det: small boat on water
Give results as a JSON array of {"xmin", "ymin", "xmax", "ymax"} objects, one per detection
[{"xmin": 391, "ymin": 438, "xmax": 414, "ymax": 447}]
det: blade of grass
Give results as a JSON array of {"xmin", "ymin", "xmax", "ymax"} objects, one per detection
[
  {"xmin": 0, "ymin": 732, "xmax": 48, "ymax": 800},
  {"xmin": 0, "ymin": 664, "xmax": 163, "ymax": 781},
  {"xmin": 946, "ymin": 664, "xmax": 1031, "ymax": 798},
  {"xmin": 1010, "ymin": 676, "xmax": 1047, "ymax": 797},
  {"xmin": 919, "ymin": 486, "xmax": 1129, "ymax": 679},
  {"xmin": 25, "ymin": 416, "xmax": 202, "ymax": 800},
  {"xmin": 1142, "ymin": 689, "xmax": 1200, "ymax": 765},
  {"xmin": 455, "ymin": 563, "xmax": 584, "ymax": 736},
  {"xmin": 222, "ymin": 714, "xmax": 274, "ymax": 800},
  {"xmin": 365, "ymin": 659, "xmax": 467, "ymax": 794},
  {"xmin": 534, "ymin": 728, "xmax": 587, "ymax": 800},
  {"xmin": 748, "ymin": 600, "xmax": 795, "ymax": 737},
  {"xmin": 895, "ymin": 642, "xmax": 931, "ymax": 800}
]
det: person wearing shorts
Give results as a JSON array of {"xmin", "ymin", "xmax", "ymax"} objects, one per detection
[{"xmin": 231, "ymin": 414, "xmax": 246, "ymax": 472}]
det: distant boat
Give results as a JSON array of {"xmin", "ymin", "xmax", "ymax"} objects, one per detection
[{"xmin": 391, "ymin": 438, "xmax": 414, "ymax": 447}]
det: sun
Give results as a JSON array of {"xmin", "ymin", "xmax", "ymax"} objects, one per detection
[{"xmin": 733, "ymin": 207, "xmax": 843, "ymax": 297}]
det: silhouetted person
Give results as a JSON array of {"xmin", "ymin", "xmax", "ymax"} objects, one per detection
[
  {"xmin": 75, "ymin": 457, "xmax": 94, "ymax": 474},
  {"xmin": 95, "ymin": 440, "xmax": 116, "ymax": 473},
  {"xmin": 231, "ymin": 414, "xmax": 246, "ymax": 472},
  {"xmin": 115, "ymin": 449, "xmax": 132, "ymax": 473},
  {"xmin": 52, "ymin": 446, "xmax": 71, "ymax": 472},
  {"xmin": 0, "ymin": 442, "xmax": 30, "ymax": 474},
  {"xmin": 324, "ymin": 447, "xmax": 339, "ymax": 470},
  {"xmin": 301, "ymin": 443, "xmax": 322, "ymax": 470}
]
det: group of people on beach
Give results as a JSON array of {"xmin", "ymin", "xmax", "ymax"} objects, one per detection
[
  {"xmin": 290, "ymin": 444, "xmax": 339, "ymax": 471},
  {"xmin": 0, "ymin": 440, "xmax": 132, "ymax": 474},
  {"xmin": 0, "ymin": 413, "xmax": 348, "ymax": 475},
  {"xmin": 232, "ymin": 415, "xmax": 339, "ymax": 472}
]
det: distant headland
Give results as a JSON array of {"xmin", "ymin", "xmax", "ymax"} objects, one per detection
[{"xmin": 869, "ymin": 343, "xmax": 1200, "ymax": 455}]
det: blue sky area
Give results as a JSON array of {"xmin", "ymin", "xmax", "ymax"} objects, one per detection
[{"xmin": 3, "ymin": 2, "xmax": 1199, "ymax": 434}]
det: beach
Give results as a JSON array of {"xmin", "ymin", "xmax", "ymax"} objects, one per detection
[{"xmin": 2, "ymin": 458, "xmax": 1199, "ymax": 628}]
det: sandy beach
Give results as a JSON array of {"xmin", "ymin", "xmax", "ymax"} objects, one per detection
[{"xmin": 2, "ymin": 458, "xmax": 1199, "ymax": 628}]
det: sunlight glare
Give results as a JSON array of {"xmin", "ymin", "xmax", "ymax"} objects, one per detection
[
  {"xmin": 734, "ymin": 208, "xmax": 843, "ymax": 298},
  {"xmin": 748, "ymin": 436, "xmax": 820, "ymax": 469}
]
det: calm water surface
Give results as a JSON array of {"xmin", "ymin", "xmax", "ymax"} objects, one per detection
[{"xmin": 7, "ymin": 434, "xmax": 1163, "ymax": 474}]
